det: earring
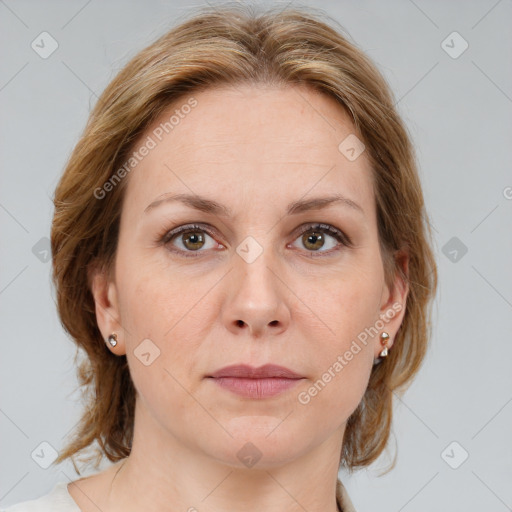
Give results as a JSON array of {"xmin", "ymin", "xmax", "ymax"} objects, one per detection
[
  {"xmin": 106, "ymin": 332, "xmax": 118, "ymax": 347},
  {"xmin": 379, "ymin": 332, "xmax": 390, "ymax": 357}
]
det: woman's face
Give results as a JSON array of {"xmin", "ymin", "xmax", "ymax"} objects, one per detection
[{"xmin": 92, "ymin": 84, "xmax": 408, "ymax": 468}]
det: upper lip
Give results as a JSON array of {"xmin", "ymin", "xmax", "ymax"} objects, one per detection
[{"xmin": 208, "ymin": 364, "xmax": 303, "ymax": 379}]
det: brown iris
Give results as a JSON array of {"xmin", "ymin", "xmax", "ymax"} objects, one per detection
[
  {"xmin": 181, "ymin": 230, "xmax": 206, "ymax": 251},
  {"xmin": 302, "ymin": 230, "xmax": 325, "ymax": 251}
]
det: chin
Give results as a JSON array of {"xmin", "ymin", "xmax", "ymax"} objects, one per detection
[{"xmin": 200, "ymin": 416, "xmax": 312, "ymax": 469}]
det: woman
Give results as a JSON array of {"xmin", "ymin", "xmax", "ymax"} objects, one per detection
[{"xmin": 3, "ymin": 3, "xmax": 437, "ymax": 511}]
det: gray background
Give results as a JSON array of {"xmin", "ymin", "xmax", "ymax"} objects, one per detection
[{"xmin": 1, "ymin": 1, "xmax": 511, "ymax": 511}]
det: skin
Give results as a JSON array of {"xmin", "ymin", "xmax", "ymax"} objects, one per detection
[{"xmin": 69, "ymin": 83, "xmax": 409, "ymax": 512}]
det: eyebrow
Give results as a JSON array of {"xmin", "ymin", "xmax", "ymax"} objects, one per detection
[{"xmin": 144, "ymin": 192, "xmax": 364, "ymax": 216}]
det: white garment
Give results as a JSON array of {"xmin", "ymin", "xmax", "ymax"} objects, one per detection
[
  {"xmin": 1, "ymin": 483, "xmax": 80, "ymax": 512},
  {"xmin": 2, "ymin": 479, "xmax": 357, "ymax": 512},
  {"xmin": 337, "ymin": 479, "xmax": 357, "ymax": 512}
]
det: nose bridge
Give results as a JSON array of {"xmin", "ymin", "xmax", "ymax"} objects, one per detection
[{"xmin": 235, "ymin": 235, "xmax": 279, "ymax": 304}]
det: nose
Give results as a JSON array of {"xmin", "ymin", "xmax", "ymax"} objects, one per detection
[{"xmin": 222, "ymin": 248, "xmax": 291, "ymax": 338}]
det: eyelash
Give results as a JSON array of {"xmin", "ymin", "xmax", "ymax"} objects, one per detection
[{"xmin": 157, "ymin": 222, "xmax": 353, "ymax": 258}]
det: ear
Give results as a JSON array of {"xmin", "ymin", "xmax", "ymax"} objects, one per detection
[
  {"xmin": 89, "ymin": 261, "xmax": 126, "ymax": 355},
  {"xmin": 374, "ymin": 249, "xmax": 410, "ymax": 359}
]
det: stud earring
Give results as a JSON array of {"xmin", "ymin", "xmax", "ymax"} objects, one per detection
[
  {"xmin": 379, "ymin": 332, "xmax": 390, "ymax": 357},
  {"xmin": 106, "ymin": 332, "xmax": 118, "ymax": 347}
]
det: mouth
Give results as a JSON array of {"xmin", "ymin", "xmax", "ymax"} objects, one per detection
[{"xmin": 206, "ymin": 364, "xmax": 305, "ymax": 399}]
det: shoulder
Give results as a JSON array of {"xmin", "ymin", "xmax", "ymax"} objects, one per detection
[{"xmin": 1, "ymin": 482, "xmax": 81, "ymax": 512}]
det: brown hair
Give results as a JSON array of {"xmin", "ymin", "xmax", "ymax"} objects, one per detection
[{"xmin": 51, "ymin": 1, "xmax": 437, "ymax": 486}]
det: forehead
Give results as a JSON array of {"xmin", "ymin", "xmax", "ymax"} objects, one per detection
[{"xmin": 122, "ymin": 83, "xmax": 375, "ymax": 219}]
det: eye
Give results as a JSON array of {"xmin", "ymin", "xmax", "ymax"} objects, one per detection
[
  {"xmin": 290, "ymin": 223, "xmax": 351, "ymax": 256},
  {"xmin": 160, "ymin": 224, "xmax": 221, "ymax": 257},
  {"xmin": 158, "ymin": 222, "xmax": 352, "ymax": 259}
]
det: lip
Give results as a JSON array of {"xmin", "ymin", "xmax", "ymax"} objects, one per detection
[
  {"xmin": 208, "ymin": 364, "xmax": 303, "ymax": 379},
  {"xmin": 207, "ymin": 364, "xmax": 305, "ymax": 399}
]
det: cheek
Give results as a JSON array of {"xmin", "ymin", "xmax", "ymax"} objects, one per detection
[
  {"xmin": 116, "ymin": 247, "xmax": 208, "ymax": 336},
  {"xmin": 117, "ymin": 270, "xmax": 210, "ymax": 427},
  {"xmin": 115, "ymin": 261, "xmax": 220, "ymax": 384},
  {"xmin": 301, "ymin": 353, "xmax": 372, "ymax": 428},
  {"xmin": 306, "ymin": 258, "xmax": 383, "ymax": 342},
  {"xmin": 298, "ymin": 277, "xmax": 377, "ymax": 418},
  {"xmin": 298, "ymin": 260, "xmax": 382, "ymax": 401}
]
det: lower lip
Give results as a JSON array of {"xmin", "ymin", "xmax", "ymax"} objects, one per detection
[{"xmin": 209, "ymin": 377, "xmax": 303, "ymax": 399}]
